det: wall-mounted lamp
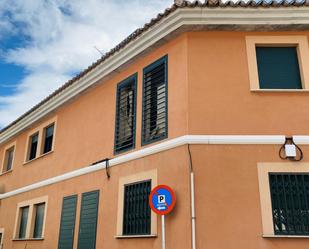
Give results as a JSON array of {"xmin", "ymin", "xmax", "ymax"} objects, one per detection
[{"xmin": 279, "ymin": 137, "xmax": 303, "ymax": 162}]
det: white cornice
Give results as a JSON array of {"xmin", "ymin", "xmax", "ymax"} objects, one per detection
[
  {"xmin": 2, "ymin": 134, "xmax": 309, "ymax": 200},
  {"xmin": 1, "ymin": 7, "xmax": 309, "ymax": 145}
]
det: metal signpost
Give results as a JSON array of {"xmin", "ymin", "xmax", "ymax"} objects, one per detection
[{"xmin": 149, "ymin": 185, "xmax": 176, "ymax": 249}]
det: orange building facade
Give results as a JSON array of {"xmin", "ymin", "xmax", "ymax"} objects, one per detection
[{"xmin": 1, "ymin": 2, "xmax": 309, "ymax": 249}]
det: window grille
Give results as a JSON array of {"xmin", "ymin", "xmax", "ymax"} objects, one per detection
[
  {"xmin": 123, "ymin": 180, "xmax": 151, "ymax": 235},
  {"xmin": 142, "ymin": 56, "xmax": 167, "ymax": 145},
  {"xmin": 114, "ymin": 75, "xmax": 137, "ymax": 153},
  {"xmin": 269, "ymin": 173, "xmax": 309, "ymax": 235}
]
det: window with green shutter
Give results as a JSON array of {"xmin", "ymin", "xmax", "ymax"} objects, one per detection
[
  {"xmin": 58, "ymin": 195, "xmax": 78, "ymax": 249},
  {"xmin": 123, "ymin": 180, "xmax": 151, "ymax": 235},
  {"xmin": 19, "ymin": 206, "xmax": 29, "ymax": 239},
  {"xmin": 77, "ymin": 190, "xmax": 99, "ymax": 249},
  {"xmin": 142, "ymin": 56, "xmax": 168, "ymax": 145},
  {"xmin": 33, "ymin": 203, "xmax": 45, "ymax": 238},
  {"xmin": 114, "ymin": 74, "xmax": 137, "ymax": 154},
  {"xmin": 269, "ymin": 173, "xmax": 309, "ymax": 236},
  {"xmin": 256, "ymin": 47, "xmax": 302, "ymax": 89}
]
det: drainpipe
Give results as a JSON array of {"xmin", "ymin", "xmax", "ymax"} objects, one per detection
[{"xmin": 188, "ymin": 145, "xmax": 196, "ymax": 249}]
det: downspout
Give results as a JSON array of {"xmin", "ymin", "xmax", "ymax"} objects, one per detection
[{"xmin": 188, "ymin": 145, "xmax": 196, "ymax": 249}]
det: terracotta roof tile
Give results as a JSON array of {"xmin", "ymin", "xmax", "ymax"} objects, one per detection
[{"xmin": 1, "ymin": 0, "xmax": 308, "ymax": 134}]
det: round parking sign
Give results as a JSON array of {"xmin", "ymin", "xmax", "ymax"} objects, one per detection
[{"xmin": 149, "ymin": 185, "xmax": 176, "ymax": 215}]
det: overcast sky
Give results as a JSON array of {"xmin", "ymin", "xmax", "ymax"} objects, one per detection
[{"xmin": 0, "ymin": 0, "xmax": 173, "ymax": 128}]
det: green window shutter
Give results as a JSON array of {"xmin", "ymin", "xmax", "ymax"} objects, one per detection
[
  {"xmin": 114, "ymin": 74, "xmax": 137, "ymax": 154},
  {"xmin": 58, "ymin": 195, "xmax": 78, "ymax": 249},
  {"xmin": 256, "ymin": 47, "xmax": 302, "ymax": 89},
  {"xmin": 77, "ymin": 190, "xmax": 100, "ymax": 249},
  {"xmin": 19, "ymin": 206, "xmax": 29, "ymax": 239},
  {"xmin": 33, "ymin": 203, "xmax": 46, "ymax": 238},
  {"xmin": 142, "ymin": 55, "xmax": 168, "ymax": 145}
]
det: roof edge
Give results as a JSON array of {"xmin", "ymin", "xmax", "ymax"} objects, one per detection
[{"xmin": 1, "ymin": 5, "xmax": 309, "ymax": 144}]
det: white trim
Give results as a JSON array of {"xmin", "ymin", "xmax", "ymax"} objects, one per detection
[
  {"xmin": 1, "ymin": 7, "xmax": 309, "ymax": 145},
  {"xmin": 0, "ymin": 134, "xmax": 302, "ymax": 200}
]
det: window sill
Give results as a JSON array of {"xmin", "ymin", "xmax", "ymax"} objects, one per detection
[
  {"xmin": 115, "ymin": 234, "xmax": 157, "ymax": 239},
  {"xmin": 263, "ymin": 234, "xmax": 309, "ymax": 238},
  {"xmin": 12, "ymin": 238, "xmax": 44, "ymax": 241},
  {"xmin": 23, "ymin": 151, "xmax": 54, "ymax": 165},
  {"xmin": 251, "ymin": 89, "xmax": 309, "ymax": 92},
  {"xmin": 0, "ymin": 169, "xmax": 13, "ymax": 176}
]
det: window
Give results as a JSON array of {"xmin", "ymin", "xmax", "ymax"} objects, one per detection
[
  {"xmin": 142, "ymin": 56, "xmax": 168, "ymax": 145},
  {"xmin": 14, "ymin": 196, "xmax": 48, "ymax": 240},
  {"xmin": 246, "ymin": 36, "xmax": 309, "ymax": 90},
  {"xmin": 116, "ymin": 170, "xmax": 157, "ymax": 237},
  {"xmin": 269, "ymin": 173, "xmax": 309, "ymax": 236},
  {"xmin": 258, "ymin": 163, "xmax": 309, "ymax": 237},
  {"xmin": 1, "ymin": 142, "xmax": 16, "ymax": 174},
  {"xmin": 28, "ymin": 133, "xmax": 39, "ymax": 161},
  {"xmin": 114, "ymin": 74, "xmax": 137, "ymax": 154},
  {"xmin": 18, "ymin": 206, "xmax": 29, "ymax": 239},
  {"xmin": 43, "ymin": 124, "xmax": 54, "ymax": 154},
  {"xmin": 123, "ymin": 181, "xmax": 151, "ymax": 235},
  {"xmin": 33, "ymin": 203, "xmax": 45, "ymax": 238},
  {"xmin": 256, "ymin": 47, "xmax": 302, "ymax": 89},
  {"xmin": 24, "ymin": 117, "xmax": 57, "ymax": 163},
  {"xmin": 4, "ymin": 147, "xmax": 14, "ymax": 172}
]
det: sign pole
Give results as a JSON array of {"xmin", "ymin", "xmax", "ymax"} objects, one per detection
[{"xmin": 162, "ymin": 215, "xmax": 166, "ymax": 249}]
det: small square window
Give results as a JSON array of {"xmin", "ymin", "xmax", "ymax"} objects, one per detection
[{"xmin": 256, "ymin": 47, "xmax": 302, "ymax": 89}]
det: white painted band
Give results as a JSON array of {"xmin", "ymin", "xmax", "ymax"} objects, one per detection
[{"xmin": 2, "ymin": 134, "xmax": 309, "ymax": 200}]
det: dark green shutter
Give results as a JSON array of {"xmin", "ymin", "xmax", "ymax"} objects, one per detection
[
  {"xmin": 77, "ymin": 190, "xmax": 99, "ymax": 249},
  {"xmin": 114, "ymin": 74, "xmax": 137, "ymax": 154},
  {"xmin": 142, "ymin": 55, "xmax": 168, "ymax": 145},
  {"xmin": 58, "ymin": 195, "xmax": 78, "ymax": 249},
  {"xmin": 256, "ymin": 47, "xmax": 302, "ymax": 89}
]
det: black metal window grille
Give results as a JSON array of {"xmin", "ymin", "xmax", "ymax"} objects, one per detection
[
  {"xmin": 28, "ymin": 133, "xmax": 39, "ymax": 161},
  {"xmin": 114, "ymin": 75, "xmax": 137, "ymax": 154},
  {"xmin": 43, "ymin": 124, "xmax": 54, "ymax": 154},
  {"xmin": 123, "ymin": 180, "xmax": 151, "ymax": 235},
  {"xmin": 142, "ymin": 56, "xmax": 167, "ymax": 145},
  {"xmin": 269, "ymin": 173, "xmax": 309, "ymax": 235}
]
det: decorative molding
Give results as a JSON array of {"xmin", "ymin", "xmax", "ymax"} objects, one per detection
[
  {"xmin": 1, "ymin": 134, "xmax": 305, "ymax": 200},
  {"xmin": 1, "ymin": 7, "xmax": 309, "ymax": 145}
]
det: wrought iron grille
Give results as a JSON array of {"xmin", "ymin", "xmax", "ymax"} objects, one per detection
[
  {"xmin": 123, "ymin": 180, "xmax": 151, "ymax": 235},
  {"xmin": 142, "ymin": 56, "xmax": 167, "ymax": 145},
  {"xmin": 269, "ymin": 173, "xmax": 309, "ymax": 235},
  {"xmin": 114, "ymin": 75, "xmax": 137, "ymax": 153}
]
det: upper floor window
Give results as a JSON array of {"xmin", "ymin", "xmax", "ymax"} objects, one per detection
[
  {"xmin": 246, "ymin": 36, "xmax": 309, "ymax": 91},
  {"xmin": 1, "ymin": 143, "xmax": 15, "ymax": 174},
  {"xmin": 142, "ymin": 55, "xmax": 168, "ymax": 145},
  {"xmin": 25, "ymin": 117, "xmax": 57, "ymax": 163},
  {"xmin": 114, "ymin": 74, "xmax": 137, "ymax": 154},
  {"xmin": 4, "ymin": 146, "xmax": 14, "ymax": 172},
  {"xmin": 28, "ymin": 133, "xmax": 39, "ymax": 161},
  {"xmin": 43, "ymin": 124, "xmax": 54, "ymax": 154}
]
